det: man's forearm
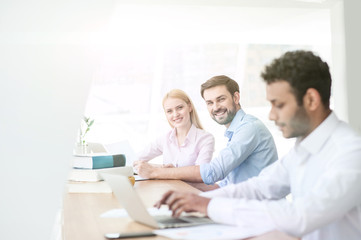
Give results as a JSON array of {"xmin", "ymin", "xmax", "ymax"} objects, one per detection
[{"xmin": 153, "ymin": 165, "xmax": 203, "ymax": 182}]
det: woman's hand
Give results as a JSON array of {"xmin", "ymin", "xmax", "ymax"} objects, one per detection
[{"xmin": 135, "ymin": 161, "xmax": 158, "ymax": 179}]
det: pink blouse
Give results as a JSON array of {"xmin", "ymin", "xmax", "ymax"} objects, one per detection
[{"xmin": 137, "ymin": 124, "xmax": 215, "ymax": 167}]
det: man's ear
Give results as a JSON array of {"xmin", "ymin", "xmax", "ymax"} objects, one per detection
[
  {"xmin": 233, "ymin": 91, "xmax": 241, "ymax": 105},
  {"xmin": 303, "ymin": 88, "xmax": 321, "ymax": 111}
]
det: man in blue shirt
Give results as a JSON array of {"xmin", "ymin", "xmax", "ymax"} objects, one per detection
[{"xmin": 135, "ymin": 75, "xmax": 278, "ymax": 189}]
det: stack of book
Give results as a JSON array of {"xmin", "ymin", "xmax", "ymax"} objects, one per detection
[{"xmin": 67, "ymin": 153, "xmax": 133, "ymax": 193}]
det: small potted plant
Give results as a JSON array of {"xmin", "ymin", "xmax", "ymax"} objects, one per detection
[{"xmin": 77, "ymin": 116, "xmax": 94, "ymax": 153}]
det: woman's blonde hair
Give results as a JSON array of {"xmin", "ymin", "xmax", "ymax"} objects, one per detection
[{"xmin": 162, "ymin": 89, "xmax": 204, "ymax": 130}]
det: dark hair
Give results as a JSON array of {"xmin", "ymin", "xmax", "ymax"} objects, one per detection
[
  {"xmin": 261, "ymin": 50, "xmax": 331, "ymax": 108},
  {"xmin": 200, "ymin": 75, "xmax": 239, "ymax": 98}
]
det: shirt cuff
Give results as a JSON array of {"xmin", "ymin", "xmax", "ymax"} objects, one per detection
[
  {"xmin": 217, "ymin": 178, "xmax": 227, "ymax": 187},
  {"xmin": 199, "ymin": 186, "xmax": 231, "ymax": 198},
  {"xmin": 207, "ymin": 198, "xmax": 237, "ymax": 225},
  {"xmin": 207, "ymin": 197, "xmax": 276, "ymax": 235}
]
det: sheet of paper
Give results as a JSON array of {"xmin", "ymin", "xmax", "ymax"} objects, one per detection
[
  {"xmin": 100, "ymin": 207, "xmax": 172, "ymax": 218},
  {"xmin": 134, "ymin": 174, "xmax": 149, "ymax": 181},
  {"xmin": 153, "ymin": 224, "xmax": 257, "ymax": 240}
]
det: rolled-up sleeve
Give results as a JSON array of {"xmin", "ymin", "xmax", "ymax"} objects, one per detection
[
  {"xmin": 200, "ymin": 122, "xmax": 258, "ymax": 185},
  {"xmin": 207, "ymin": 197, "xmax": 276, "ymax": 235}
]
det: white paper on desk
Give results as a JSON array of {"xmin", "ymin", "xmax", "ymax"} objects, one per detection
[
  {"xmin": 100, "ymin": 207, "xmax": 172, "ymax": 218},
  {"xmin": 134, "ymin": 174, "xmax": 149, "ymax": 181},
  {"xmin": 153, "ymin": 224, "xmax": 257, "ymax": 240}
]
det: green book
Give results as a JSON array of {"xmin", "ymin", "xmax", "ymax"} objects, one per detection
[{"xmin": 73, "ymin": 154, "xmax": 126, "ymax": 169}]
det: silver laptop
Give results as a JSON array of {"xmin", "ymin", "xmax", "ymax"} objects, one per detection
[
  {"xmin": 101, "ymin": 173, "xmax": 214, "ymax": 229},
  {"xmin": 103, "ymin": 140, "xmax": 137, "ymax": 166}
]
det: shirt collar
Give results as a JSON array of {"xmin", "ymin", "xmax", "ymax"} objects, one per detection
[
  {"xmin": 169, "ymin": 124, "xmax": 197, "ymax": 145},
  {"xmin": 186, "ymin": 124, "xmax": 197, "ymax": 143},
  {"xmin": 224, "ymin": 109, "xmax": 245, "ymax": 140},
  {"xmin": 297, "ymin": 111, "xmax": 339, "ymax": 155},
  {"xmin": 169, "ymin": 127, "xmax": 177, "ymax": 143}
]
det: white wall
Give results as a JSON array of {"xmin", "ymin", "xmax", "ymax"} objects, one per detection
[
  {"xmin": 330, "ymin": 1, "xmax": 347, "ymax": 122},
  {"xmin": 0, "ymin": 1, "xmax": 114, "ymax": 239},
  {"xmin": 330, "ymin": 0, "xmax": 361, "ymax": 134},
  {"xmin": 343, "ymin": 0, "xmax": 361, "ymax": 133}
]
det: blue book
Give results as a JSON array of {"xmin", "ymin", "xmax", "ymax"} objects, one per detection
[{"xmin": 73, "ymin": 154, "xmax": 126, "ymax": 169}]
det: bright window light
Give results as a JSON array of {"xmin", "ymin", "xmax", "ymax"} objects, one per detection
[{"xmin": 82, "ymin": 3, "xmax": 332, "ymax": 160}]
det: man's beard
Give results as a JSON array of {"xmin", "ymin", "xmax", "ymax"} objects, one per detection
[
  {"xmin": 277, "ymin": 105, "xmax": 310, "ymax": 139},
  {"xmin": 212, "ymin": 104, "xmax": 237, "ymax": 126}
]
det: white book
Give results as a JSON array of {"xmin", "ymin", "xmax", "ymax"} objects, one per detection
[
  {"xmin": 68, "ymin": 166, "xmax": 134, "ymax": 182},
  {"xmin": 68, "ymin": 169, "xmax": 102, "ymax": 182}
]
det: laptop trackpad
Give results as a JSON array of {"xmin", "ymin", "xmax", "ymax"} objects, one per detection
[
  {"xmin": 155, "ymin": 215, "xmax": 214, "ymax": 227},
  {"xmin": 155, "ymin": 216, "xmax": 189, "ymax": 224}
]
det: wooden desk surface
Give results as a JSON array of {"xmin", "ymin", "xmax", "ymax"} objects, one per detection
[{"xmin": 63, "ymin": 179, "xmax": 298, "ymax": 240}]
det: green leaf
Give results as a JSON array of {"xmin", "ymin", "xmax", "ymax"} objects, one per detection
[{"xmin": 88, "ymin": 119, "xmax": 94, "ymax": 127}]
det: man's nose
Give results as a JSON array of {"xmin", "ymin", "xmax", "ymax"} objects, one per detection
[
  {"xmin": 213, "ymin": 102, "xmax": 221, "ymax": 111},
  {"xmin": 269, "ymin": 107, "xmax": 277, "ymax": 121}
]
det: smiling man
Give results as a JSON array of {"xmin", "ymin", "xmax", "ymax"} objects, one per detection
[
  {"xmin": 155, "ymin": 51, "xmax": 361, "ymax": 240},
  {"xmin": 135, "ymin": 75, "xmax": 278, "ymax": 188}
]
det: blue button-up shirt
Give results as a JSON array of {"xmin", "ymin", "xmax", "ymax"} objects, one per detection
[{"xmin": 200, "ymin": 109, "xmax": 278, "ymax": 187}]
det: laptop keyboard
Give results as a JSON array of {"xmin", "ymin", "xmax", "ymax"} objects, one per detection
[{"xmin": 158, "ymin": 218, "xmax": 189, "ymax": 224}]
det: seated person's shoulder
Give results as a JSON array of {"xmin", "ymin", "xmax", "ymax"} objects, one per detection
[
  {"xmin": 236, "ymin": 114, "xmax": 268, "ymax": 133},
  {"xmin": 333, "ymin": 121, "xmax": 360, "ymax": 139},
  {"xmin": 330, "ymin": 122, "xmax": 361, "ymax": 151},
  {"xmin": 196, "ymin": 128, "xmax": 215, "ymax": 142}
]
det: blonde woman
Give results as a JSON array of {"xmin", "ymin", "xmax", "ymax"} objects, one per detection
[{"xmin": 133, "ymin": 89, "xmax": 214, "ymax": 170}]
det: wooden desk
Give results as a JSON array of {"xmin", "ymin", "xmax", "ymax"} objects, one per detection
[{"xmin": 63, "ymin": 180, "xmax": 298, "ymax": 240}]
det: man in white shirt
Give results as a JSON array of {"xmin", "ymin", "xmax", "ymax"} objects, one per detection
[{"xmin": 155, "ymin": 50, "xmax": 361, "ymax": 240}]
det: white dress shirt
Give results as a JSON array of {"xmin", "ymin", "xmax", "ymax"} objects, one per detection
[{"xmin": 201, "ymin": 112, "xmax": 361, "ymax": 240}]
